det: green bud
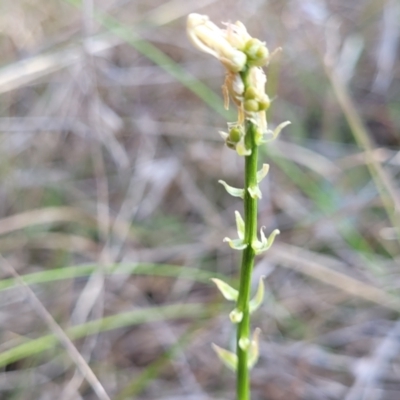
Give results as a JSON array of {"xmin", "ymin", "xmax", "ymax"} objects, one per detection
[
  {"xmin": 229, "ymin": 308, "xmax": 243, "ymax": 323},
  {"xmin": 251, "ymin": 46, "xmax": 270, "ymax": 66},
  {"xmin": 244, "ymin": 87, "xmax": 258, "ymax": 100},
  {"xmin": 256, "ymin": 46, "xmax": 268, "ymax": 59},
  {"xmin": 244, "ymin": 99, "xmax": 259, "ymax": 112},
  {"xmin": 244, "ymin": 38, "xmax": 270, "ymax": 66},
  {"xmin": 228, "ymin": 126, "xmax": 242, "ymax": 143},
  {"xmin": 244, "ymin": 38, "xmax": 263, "ymax": 58},
  {"xmin": 239, "ymin": 337, "xmax": 250, "ymax": 351},
  {"xmin": 258, "ymin": 95, "xmax": 271, "ymax": 110}
]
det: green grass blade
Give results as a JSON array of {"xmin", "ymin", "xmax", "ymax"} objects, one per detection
[
  {"xmin": 64, "ymin": 0, "xmax": 233, "ymax": 118},
  {"xmin": 0, "ymin": 262, "xmax": 231, "ymax": 292},
  {"xmin": 0, "ymin": 303, "xmax": 214, "ymax": 368}
]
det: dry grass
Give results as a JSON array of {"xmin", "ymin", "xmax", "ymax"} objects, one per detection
[{"xmin": 0, "ymin": 0, "xmax": 399, "ymax": 399}]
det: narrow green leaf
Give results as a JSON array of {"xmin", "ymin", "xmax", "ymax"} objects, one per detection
[
  {"xmin": 256, "ymin": 163, "xmax": 270, "ymax": 183},
  {"xmin": 212, "ymin": 343, "xmax": 238, "ymax": 371},
  {"xmin": 0, "ymin": 263, "xmax": 228, "ymax": 292},
  {"xmin": 249, "ymin": 276, "xmax": 265, "ymax": 314},
  {"xmin": 211, "ymin": 278, "xmax": 238, "ymax": 301},
  {"xmin": 265, "ymin": 121, "xmax": 291, "ymax": 142},
  {"xmin": 218, "ymin": 180, "xmax": 245, "ymax": 199},
  {"xmin": 0, "ymin": 303, "xmax": 211, "ymax": 369},
  {"xmin": 247, "ymin": 328, "xmax": 261, "ymax": 369},
  {"xmin": 235, "ymin": 210, "xmax": 245, "ymax": 240},
  {"xmin": 223, "ymin": 237, "xmax": 247, "ymax": 250}
]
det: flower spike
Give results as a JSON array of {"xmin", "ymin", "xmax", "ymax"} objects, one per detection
[{"xmin": 188, "ymin": 13, "xmax": 290, "ymax": 394}]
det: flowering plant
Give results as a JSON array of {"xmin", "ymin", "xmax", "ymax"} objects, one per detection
[{"xmin": 187, "ymin": 14, "xmax": 290, "ymax": 400}]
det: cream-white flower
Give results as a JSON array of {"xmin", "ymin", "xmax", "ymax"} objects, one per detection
[
  {"xmin": 187, "ymin": 13, "xmax": 247, "ymax": 72},
  {"xmin": 222, "ymin": 20, "xmax": 252, "ymax": 50},
  {"xmin": 248, "ymin": 67, "xmax": 267, "ymax": 97}
]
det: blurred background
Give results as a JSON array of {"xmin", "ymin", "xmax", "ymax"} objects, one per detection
[{"xmin": 0, "ymin": 0, "xmax": 400, "ymax": 399}]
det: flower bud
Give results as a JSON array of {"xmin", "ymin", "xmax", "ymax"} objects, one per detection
[
  {"xmin": 244, "ymin": 87, "xmax": 258, "ymax": 100},
  {"xmin": 244, "ymin": 38, "xmax": 270, "ymax": 67},
  {"xmin": 258, "ymin": 94, "xmax": 271, "ymax": 110},
  {"xmin": 229, "ymin": 308, "xmax": 243, "ymax": 323},
  {"xmin": 244, "ymin": 99, "xmax": 259, "ymax": 112},
  {"xmin": 228, "ymin": 126, "xmax": 242, "ymax": 143},
  {"xmin": 244, "ymin": 38, "xmax": 262, "ymax": 56}
]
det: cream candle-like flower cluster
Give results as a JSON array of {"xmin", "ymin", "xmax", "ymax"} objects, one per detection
[
  {"xmin": 187, "ymin": 13, "xmax": 270, "ymax": 72},
  {"xmin": 187, "ymin": 13, "xmax": 290, "ymax": 157}
]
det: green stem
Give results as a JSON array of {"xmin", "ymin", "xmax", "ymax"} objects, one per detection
[{"xmin": 236, "ymin": 116, "xmax": 258, "ymax": 400}]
